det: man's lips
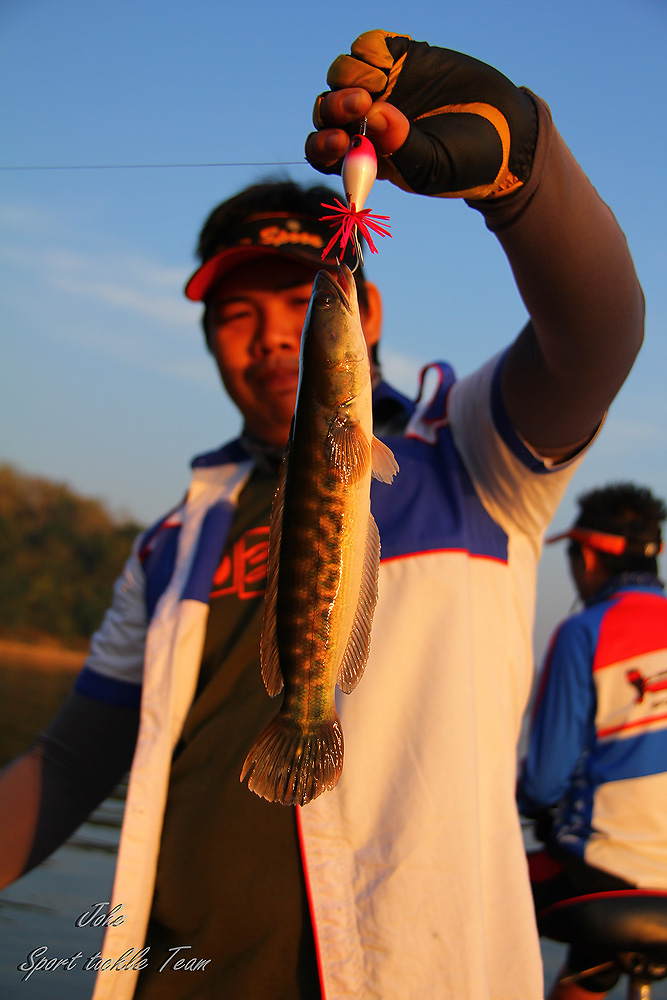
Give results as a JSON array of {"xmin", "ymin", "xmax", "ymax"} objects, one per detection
[{"xmin": 249, "ymin": 359, "xmax": 300, "ymax": 393}]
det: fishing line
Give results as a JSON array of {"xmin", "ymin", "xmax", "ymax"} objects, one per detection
[{"xmin": 0, "ymin": 160, "xmax": 308, "ymax": 172}]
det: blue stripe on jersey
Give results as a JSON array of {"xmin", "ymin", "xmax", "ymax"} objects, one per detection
[
  {"xmin": 191, "ymin": 439, "xmax": 249, "ymax": 468},
  {"xmin": 180, "ymin": 501, "xmax": 236, "ymax": 603},
  {"xmin": 75, "ymin": 666, "xmax": 142, "ymax": 708},
  {"xmin": 592, "ymin": 727, "xmax": 667, "ymax": 783},
  {"xmin": 371, "ymin": 428, "xmax": 508, "ymax": 563},
  {"xmin": 142, "ymin": 521, "xmax": 180, "ymax": 620},
  {"xmin": 490, "ymin": 351, "xmax": 551, "ymax": 474},
  {"xmin": 418, "ymin": 362, "xmax": 456, "ymax": 423}
]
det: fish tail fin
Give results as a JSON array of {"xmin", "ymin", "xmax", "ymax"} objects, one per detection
[{"xmin": 240, "ymin": 712, "xmax": 344, "ymax": 806}]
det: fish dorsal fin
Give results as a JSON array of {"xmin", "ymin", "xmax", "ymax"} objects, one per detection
[
  {"xmin": 337, "ymin": 512, "xmax": 381, "ymax": 694},
  {"xmin": 260, "ymin": 445, "xmax": 288, "ymax": 697},
  {"xmin": 371, "ymin": 435, "xmax": 399, "ymax": 483},
  {"xmin": 326, "ymin": 413, "xmax": 371, "ymax": 484}
]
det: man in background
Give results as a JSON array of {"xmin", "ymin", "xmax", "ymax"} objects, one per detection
[{"xmin": 519, "ymin": 482, "xmax": 667, "ymax": 999}]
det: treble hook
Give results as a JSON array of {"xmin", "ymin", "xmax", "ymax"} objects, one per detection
[
  {"xmin": 336, "ymin": 240, "xmax": 363, "ymax": 274},
  {"xmin": 350, "ymin": 229, "xmax": 364, "ymax": 272}
]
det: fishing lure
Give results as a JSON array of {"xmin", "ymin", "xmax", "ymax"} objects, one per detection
[{"xmin": 319, "ymin": 122, "xmax": 391, "ymax": 268}]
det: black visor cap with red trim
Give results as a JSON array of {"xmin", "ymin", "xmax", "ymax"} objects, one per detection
[{"xmin": 184, "ymin": 213, "xmax": 364, "ymax": 302}]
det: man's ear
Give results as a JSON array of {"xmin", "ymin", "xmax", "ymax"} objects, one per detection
[
  {"xmin": 581, "ymin": 544, "xmax": 602, "ymax": 575},
  {"xmin": 360, "ymin": 281, "xmax": 382, "ymax": 348}
]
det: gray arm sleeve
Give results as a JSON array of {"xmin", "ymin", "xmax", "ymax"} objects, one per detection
[
  {"xmin": 24, "ymin": 691, "xmax": 139, "ymax": 873},
  {"xmin": 470, "ymin": 95, "xmax": 644, "ymax": 453}
]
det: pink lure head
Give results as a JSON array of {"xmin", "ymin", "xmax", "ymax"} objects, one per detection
[{"xmin": 342, "ymin": 134, "xmax": 377, "ymax": 212}]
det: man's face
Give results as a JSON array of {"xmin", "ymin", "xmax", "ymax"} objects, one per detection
[{"xmin": 206, "ymin": 255, "xmax": 380, "ymax": 449}]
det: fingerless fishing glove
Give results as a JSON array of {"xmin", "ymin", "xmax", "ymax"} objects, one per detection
[{"xmin": 315, "ymin": 29, "xmax": 538, "ymax": 199}]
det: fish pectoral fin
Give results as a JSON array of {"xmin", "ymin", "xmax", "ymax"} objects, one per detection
[
  {"xmin": 326, "ymin": 414, "xmax": 371, "ymax": 483},
  {"xmin": 337, "ymin": 513, "xmax": 381, "ymax": 694},
  {"xmin": 240, "ymin": 712, "xmax": 344, "ymax": 806},
  {"xmin": 260, "ymin": 448, "xmax": 287, "ymax": 697},
  {"xmin": 371, "ymin": 435, "xmax": 399, "ymax": 483}
]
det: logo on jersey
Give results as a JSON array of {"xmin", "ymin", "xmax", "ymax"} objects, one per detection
[
  {"xmin": 210, "ymin": 526, "xmax": 269, "ymax": 601},
  {"xmin": 626, "ymin": 667, "xmax": 667, "ymax": 707}
]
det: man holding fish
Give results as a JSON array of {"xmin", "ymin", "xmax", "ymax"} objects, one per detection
[{"xmin": 0, "ymin": 30, "xmax": 644, "ymax": 1000}]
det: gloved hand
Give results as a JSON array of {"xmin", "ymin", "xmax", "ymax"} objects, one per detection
[{"xmin": 306, "ymin": 30, "xmax": 538, "ymax": 200}]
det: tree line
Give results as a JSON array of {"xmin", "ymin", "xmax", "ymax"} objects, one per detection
[{"xmin": 0, "ymin": 464, "xmax": 144, "ymax": 647}]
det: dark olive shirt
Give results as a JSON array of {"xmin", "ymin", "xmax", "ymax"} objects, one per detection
[{"xmin": 135, "ymin": 467, "xmax": 321, "ymax": 1000}]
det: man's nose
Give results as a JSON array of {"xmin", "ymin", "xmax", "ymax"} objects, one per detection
[{"xmin": 253, "ymin": 301, "xmax": 302, "ymax": 355}]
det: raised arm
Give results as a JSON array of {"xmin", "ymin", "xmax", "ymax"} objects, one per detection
[
  {"xmin": 478, "ymin": 98, "xmax": 643, "ymax": 457},
  {"xmin": 305, "ymin": 30, "xmax": 644, "ymax": 457}
]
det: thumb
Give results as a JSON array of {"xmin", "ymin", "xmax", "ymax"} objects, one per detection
[{"xmin": 365, "ymin": 101, "xmax": 410, "ymax": 156}]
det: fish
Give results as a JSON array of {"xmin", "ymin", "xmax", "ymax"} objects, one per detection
[{"xmin": 240, "ymin": 263, "xmax": 399, "ymax": 806}]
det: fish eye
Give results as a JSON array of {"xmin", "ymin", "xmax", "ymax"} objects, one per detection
[{"xmin": 314, "ymin": 290, "xmax": 335, "ymax": 309}]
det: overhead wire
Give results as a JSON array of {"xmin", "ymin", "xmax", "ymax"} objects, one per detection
[{"xmin": 0, "ymin": 160, "xmax": 309, "ymax": 172}]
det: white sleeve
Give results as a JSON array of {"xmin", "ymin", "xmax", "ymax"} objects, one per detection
[
  {"xmin": 82, "ymin": 536, "xmax": 147, "ymax": 687},
  {"xmin": 447, "ymin": 352, "xmax": 589, "ymax": 539}
]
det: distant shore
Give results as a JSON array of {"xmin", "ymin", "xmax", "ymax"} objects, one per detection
[{"xmin": 0, "ymin": 637, "xmax": 86, "ymax": 670}]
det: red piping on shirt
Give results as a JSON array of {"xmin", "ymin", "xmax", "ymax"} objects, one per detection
[
  {"xmin": 598, "ymin": 710, "xmax": 667, "ymax": 739},
  {"xmin": 295, "ymin": 806, "xmax": 327, "ymax": 1000},
  {"xmin": 380, "ymin": 546, "xmax": 507, "ymax": 566}
]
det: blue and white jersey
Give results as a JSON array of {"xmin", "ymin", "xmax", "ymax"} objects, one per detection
[
  {"xmin": 519, "ymin": 577, "xmax": 667, "ymax": 887},
  {"xmin": 80, "ymin": 354, "xmax": 584, "ymax": 1000}
]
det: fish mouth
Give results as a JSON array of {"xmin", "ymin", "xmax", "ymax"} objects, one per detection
[{"xmin": 316, "ymin": 264, "xmax": 353, "ymax": 313}]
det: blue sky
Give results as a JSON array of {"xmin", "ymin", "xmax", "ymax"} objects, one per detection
[{"xmin": 1, "ymin": 0, "xmax": 665, "ymax": 657}]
